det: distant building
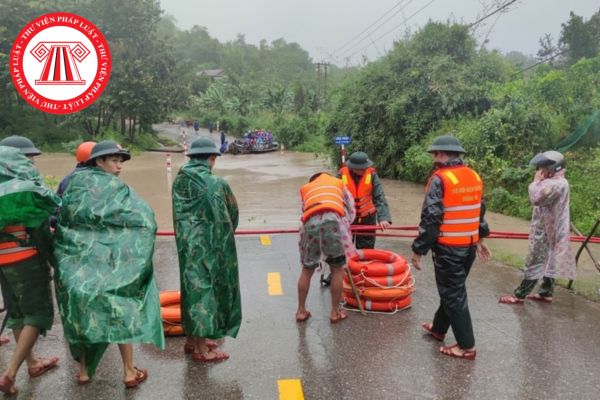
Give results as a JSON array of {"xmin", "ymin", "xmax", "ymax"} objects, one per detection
[{"xmin": 199, "ymin": 69, "xmax": 226, "ymax": 81}]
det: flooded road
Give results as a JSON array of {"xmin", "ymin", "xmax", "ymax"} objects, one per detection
[{"xmin": 34, "ymin": 123, "xmax": 599, "ymax": 283}]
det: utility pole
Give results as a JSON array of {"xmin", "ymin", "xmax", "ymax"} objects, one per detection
[{"xmin": 314, "ymin": 61, "xmax": 330, "ymax": 109}]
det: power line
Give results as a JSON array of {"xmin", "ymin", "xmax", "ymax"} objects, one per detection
[
  {"xmin": 468, "ymin": 0, "xmax": 519, "ymax": 28},
  {"xmin": 331, "ymin": 0, "xmax": 408, "ymax": 56},
  {"xmin": 333, "ymin": 0, "xmax": 417, "ymax": 59},
  {"xmin": 344, "ymin": 0, "xmax": 436, "ymax": 62}
]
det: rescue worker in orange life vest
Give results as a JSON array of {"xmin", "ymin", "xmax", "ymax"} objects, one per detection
[
  {"xmin": 411, "ymin": 135, "xmax": 491, "ymax": 361},
  {"xmin": 339, "ymin": 151, "xmax": 391, "ymax": 249}
]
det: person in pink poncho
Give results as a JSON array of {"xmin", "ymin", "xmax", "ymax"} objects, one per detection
[{"xmin": 499, "ymin": 151, "xmax": 576, "ymax": 304}]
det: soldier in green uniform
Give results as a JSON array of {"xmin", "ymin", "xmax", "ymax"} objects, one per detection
[
  {"xmin": 0, "ymin": 136, "xmax": 61, "ymax": 396},
  {"xmin": 54, "ymin": 140, "xmax": 164, "ymax": 387},
  {"xmin": 172, "ymin": 137, "xmax": 241, "ymax": 362}
]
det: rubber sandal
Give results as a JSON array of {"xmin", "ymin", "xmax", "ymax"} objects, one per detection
[
  {"xmin": 192, "ymin": 350, "xmax": 230, "ymax": 363},
  {"xmin": 184, "ymin": 340, "xmax": 219, "ymax": 354},
  {"xmin": 526, "ymin": 294, "xmax": 553, "ymax": 303},
  {"xmin": 422, "ymin": 322, "xmax": 445, "ymax": 341},
  {"xmin": 440, "ymin": 344, "xmax": 476, "ymax": 360},
  {"xmin": 124, "ymin": 367, "xmax": 148, "ymax": 389},
  {"xmin": 498, "ymin": 295, "xmax": 524, "ymax": 304},
  {"xmin": 295, "ymin": 311, "xmax": 311, "ymax": 323},
  {"xmin": 0, "ymin": 374, "xmax": 17, "ymax": 395},
  {"xmin": 330, "ymin": 310, "xmax": 348, "ymax": 324},
  {"xmin": 28, "ymin": 357, "xmax": 59, "ymax": 378},
  {"xmin": 0, "ymin": 336, "xmax": 9, "ymax": 346}
]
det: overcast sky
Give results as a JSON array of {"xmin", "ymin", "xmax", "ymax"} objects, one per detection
[{"xmin": 158, "ymin": 0, "xmax": 599, "ymax": 65}]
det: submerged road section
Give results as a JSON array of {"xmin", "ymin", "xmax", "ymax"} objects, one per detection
[{"xmin": 5, "ymin": 235, "xmax": 600, "ymax": 399}]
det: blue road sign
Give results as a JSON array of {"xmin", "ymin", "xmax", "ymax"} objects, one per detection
[{"xmin": 334, "ymin": 136, "xmax": 351, "ymax": 145}]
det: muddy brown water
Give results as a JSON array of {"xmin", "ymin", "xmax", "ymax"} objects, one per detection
[{"xmin": 35, "ymin": 150, "xmax": 599, "ymax": 281}]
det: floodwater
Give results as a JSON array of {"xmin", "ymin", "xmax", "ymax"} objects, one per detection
[{"xmin": 34, "ymin": 140, "xmax": 598, "ymax": 278}]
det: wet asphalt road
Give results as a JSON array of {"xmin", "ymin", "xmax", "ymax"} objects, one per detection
[{"xmin": 2, "ymin": 235, "xmax": 600, "ymax": 399}]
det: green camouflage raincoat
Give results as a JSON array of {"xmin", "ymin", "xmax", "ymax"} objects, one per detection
[
  {"xmin": 54, "ymin": 168, "xmax": 164, "ymax": 377},
  {"xmin": 172, "ymin": 159, "xmax": 241, "ymax": 339},
  {"xmin": 0, "ymin": 146, "xmax": 60, "ymax": 333},
  {"xmin": 0, "ymin": 146, "xmax": 60, "ymax": 229}
]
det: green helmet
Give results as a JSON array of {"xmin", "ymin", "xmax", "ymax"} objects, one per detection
[
  {"xmin": 187, "ymin": 136, "xmax": 221, "ymax": 156},
  {"xmin": 529, "ymin": 150, "xmax": 565, "ymax": 172},
  {"xmin": 427, "ymin": 135, "xmax": 466, "ymax": 154},
  {"xmin": 0, "ymin": 135, "xmax": 41, "ymax": 156},
  {"xmin": 88, "ymin": 140, "xmax": 131, "ymax": 162},
  {"xmin": 346, "ymin": 152, "xmax": 373, "ymax": 169}
]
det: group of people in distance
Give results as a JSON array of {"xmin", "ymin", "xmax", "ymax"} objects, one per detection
[{"xmin": 0, "ymin": 131, "xmax": 576, "ymax": 396}]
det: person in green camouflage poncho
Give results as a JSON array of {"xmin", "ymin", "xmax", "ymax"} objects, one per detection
[
  {"xmin": 172, "ymin": 137, "xmax": 241, "ymax": 362},
  {"xmin": 54, "ymin": 141, "xmax": 164, "ymax": 387},
  {"xmin": 0, "ymin": 137, "xmax": 61, "ymax": 396}
]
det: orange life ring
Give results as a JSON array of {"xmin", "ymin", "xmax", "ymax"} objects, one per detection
[
  {"xmin": 160, "ymin": 291, "xmax": 181, "ymax": 323},
  {"xmin": 159, "ymin": 290, "xmax": 180, "ymax": 307},
  {"xmin": 344, "ymin": 295, "xmax": 412, "ymax": 312},
  {"xmin": 342, "ymin": 282, "xmax": 414, "ymax": 300},
  {"xmin": 347, "ymin": 249, "xmax": 408, "ymax": 276},
  {"xmin": 163, "ymin": 323, "xmax": 185, "ymax": 336},
  {"xmin": 344, "ymin": 271, "xmax": 412, "ymax": 288}
]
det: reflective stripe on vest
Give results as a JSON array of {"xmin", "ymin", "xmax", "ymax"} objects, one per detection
[
  {"xmin": 339, "ymin": 166, "xmax": 377, "ymax": 218},
  {"xmin": 434, "ymin": 166, "xmax": 483, "ymax": 246},
  {"xmin": 300, "ymin": 174, "xmax": 346, "ymax": 222},
  {"xmin": 0, "ymin": 225, "xmax": 39, "ymax": 266}
]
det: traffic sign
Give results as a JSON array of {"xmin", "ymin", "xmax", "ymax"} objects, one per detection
[{"xmin": 334, "ymin": 136, "xmax": 351, "ymax": 145}]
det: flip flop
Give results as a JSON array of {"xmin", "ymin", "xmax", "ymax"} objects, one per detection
[
  {"xmin": 295, "ymin": 311, "xmax": 311, "ymax": 322},
  {"xmin": 330, "ymin": 310, "xmax": 348, "ymax": 324},
  {"xmin": 440, "ymin": 344, "xmax": 476, "ymax": 360},
  {"xmin": 0, "ymin": 374, "xmax": 17, "ymax": 395},
  {"xmin": 0, "ymin": 336, "xmax": 9, "ymax": 346},
  {"xmin": 28, "ymin": 357, "xmax": 59, "ymax": 378},
  {"xmin": 124, "ymin": 367, "xmax": 148, "ymax": 389},
  {"xmin": 526, "ymin": 294, "xmax": 553, "ymax": 303},
  {"xmin": 498, "ymin": 295, "xmax": 524, "ymax": 304},
  {"xmin": 184, "ymin": 340, "xmax": 219, "ymax": 354},
  {"xmin": 192, "ymin": 350, "xmax": 230, "ymax": 363},
  {"xmin": 422, "ymin": 322, "xmax": 445, "ymax": 341}
]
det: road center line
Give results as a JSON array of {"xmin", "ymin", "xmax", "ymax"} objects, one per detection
[
  {"xmin": 267, "ymin": 272, "xmax": 283, "ymax": 296},
  {"xmin": 277, "ymin": 379, "xmax": 304, "ymax": 400}
]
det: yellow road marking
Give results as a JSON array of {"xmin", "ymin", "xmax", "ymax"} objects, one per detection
[
  {"xmin": 278, "ymin": 379, "xmax": 304, "ymax": 400},
  {"xmin": 268, "ymin": 272, "xmax": 283, "ymax": 296},
  {"xmin": 260, "ymin": 234, "xmax": 272, "ymax": 246}
]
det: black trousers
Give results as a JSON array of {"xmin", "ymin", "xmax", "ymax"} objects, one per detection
[
  {"xmin": 431, "ymin": 244, "xmax": 477, "ymax": 349},
  {"xmin": 353, "ymin": 213, "xmax": 377, "ymax": 249}
]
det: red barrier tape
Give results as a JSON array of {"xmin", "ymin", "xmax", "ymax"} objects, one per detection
[{"xmin": 156, "ymin": 225, "xmax": 600, "ymax": 244}]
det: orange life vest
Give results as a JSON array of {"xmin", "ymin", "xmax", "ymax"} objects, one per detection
[
  {"xmin": 432, "ymin": 166, "xmax": 483, "ymax": 246},
  {"xmin": 339, "ymin": 166, "xmax": 377, "ymax": 218},
  {"xmin": 0, "ymin": 225, "xmax": 39, "ymax": 266},
  {"xmin": 300, "ymin": 174, "xmax": 346, "ymax": 222}
]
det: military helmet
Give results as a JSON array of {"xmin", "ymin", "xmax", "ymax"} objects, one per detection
[
  {"xmin": 529, "ymin": 150, "xmax": 565, "ymax": 172},
  {"xmin": 187, "ymin": 136, "xmax": 221, "ymax": 156},
  {"xmin": 0, "ymin": 135, "xmax": 42, "ymax": 156},
  {"xmin": 75, "ymin": 141, "xmax": 97, "ymax": 163},
  {"xmin": 427, "ymin": 135, "xmax": 466, "ymax": 154},
  {"xmin": 88, "ymin": 140, "xmax": 131, "ymax": 162},
  {"xmin": 346, "ymin": 152, "xmax": 373, "ymax": 169}
]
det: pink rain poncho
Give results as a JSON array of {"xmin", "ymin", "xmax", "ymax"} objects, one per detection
[{"xmin": 524, "ymin": 170, "xmax": 576, "ymax": 280}]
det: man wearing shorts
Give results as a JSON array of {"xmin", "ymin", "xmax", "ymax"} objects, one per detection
[{"xmin": 296, "ymin": 172, "xmax": 356, "ymax": 324}]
